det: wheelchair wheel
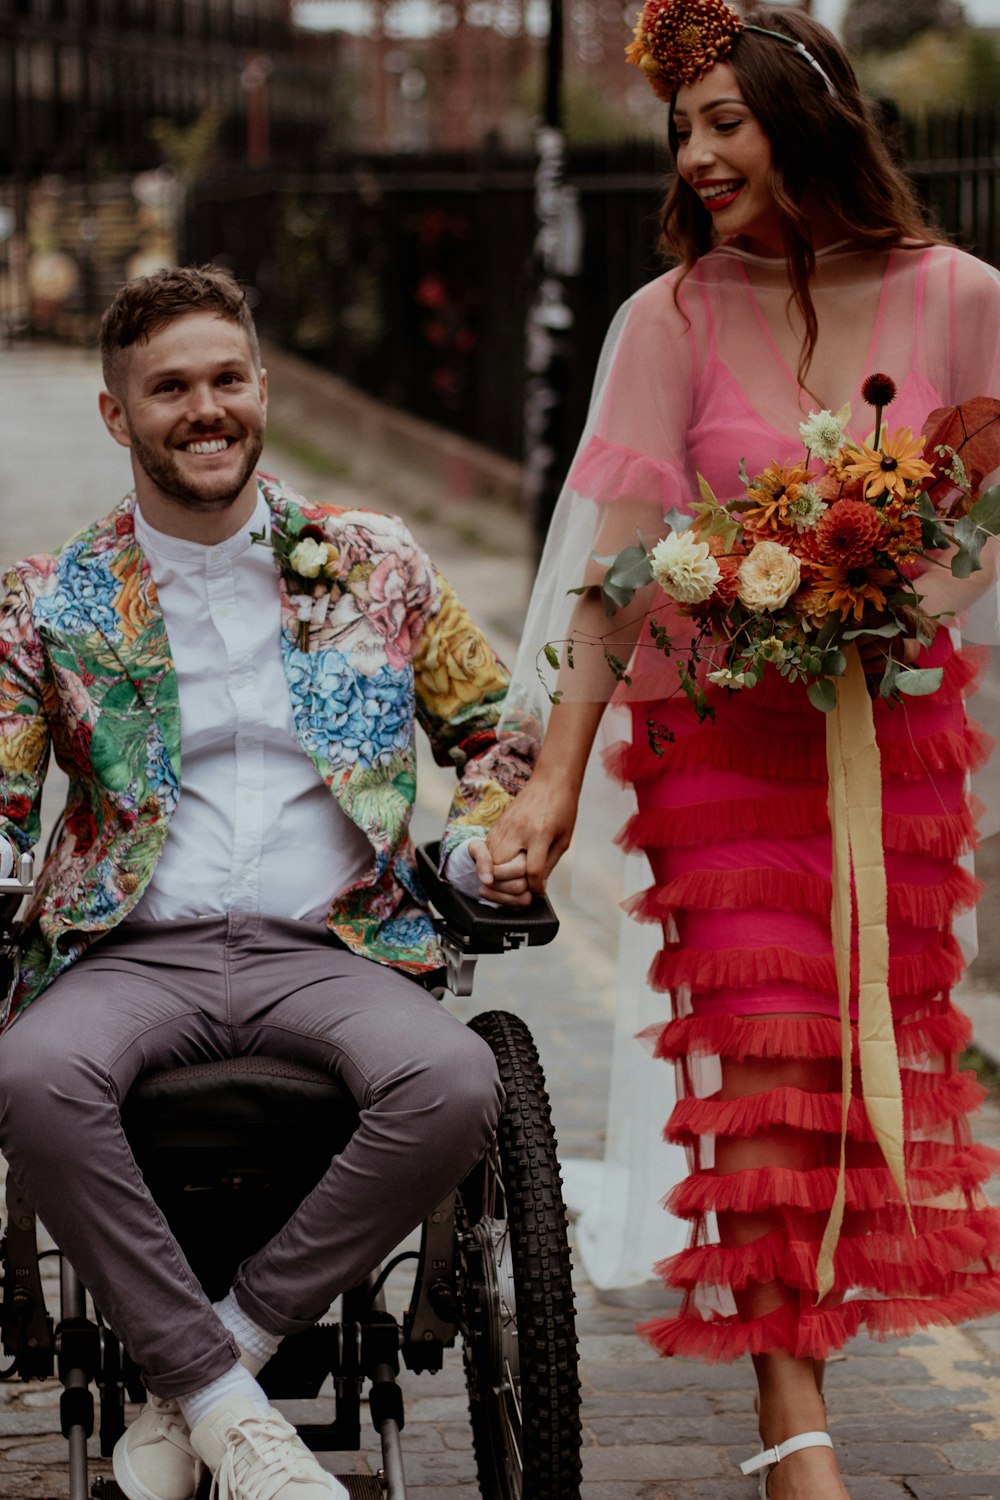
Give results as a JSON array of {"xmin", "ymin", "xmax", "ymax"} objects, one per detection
[{"xmin": 458, "ymin": 1010, "xmax": 581, "ymax": 1500}]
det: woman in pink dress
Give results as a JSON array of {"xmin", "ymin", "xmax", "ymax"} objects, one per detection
[{"xmin": 489, "ymin": 4, "xmax": 1000, "ymax": 1496}]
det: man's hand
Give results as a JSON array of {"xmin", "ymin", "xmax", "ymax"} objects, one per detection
[
  {"xmin": 483, "ymin": 774, "xmax": 580, "ymax": 897},
  {"xmin": 466, "ymin": 840, "xmax": 532, "ymax": 908}
]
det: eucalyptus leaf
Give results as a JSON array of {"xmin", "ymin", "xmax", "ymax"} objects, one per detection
[
  {"xmin": 969, "ymin": 483, "xmax": 1000, "ymax": 534},
  {"xmin": 814, "ymin": 618, "xmax": 842, "ymax": 651},
  {"xmin": 879, "ymin": 655, "xmax": 901, "ymax": 699},
  {"xmin": 601, "ymin": 544, "xmax": 654, "ymax": 614},
  {"xmin": 895, "ymin": 666, "xmax": 944, "ymax": 697},
  {"xmin": 823, "ymin": 649, "xmax": 847, "ymax": 677},
  {"xmin": 662, "ymin": 507, "xmax": 692, "ymax": 534},
  {"xmin": 842, "ymin": 621, "xmax": 903, "ymax": 640},
  {"xmin": 543, "ymin": 643, "xmax": 560, "ymax": 670},
  {"xmin": 951, "ymin": 484, "xmax": 1000, "ymax": 577},
  {"xmin": 807, "ymin": 678, "xmax": 837, "ymax": 713}
]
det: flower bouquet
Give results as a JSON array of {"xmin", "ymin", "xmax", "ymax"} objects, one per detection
[{"xmin": 544, "ymin": 378, "xmax": 1000, "ymax": 725}]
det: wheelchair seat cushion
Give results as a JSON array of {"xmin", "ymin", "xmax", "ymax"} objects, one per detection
[{"xmin": 123, "ymin": 1055, "xmax": 358, "ymax": 1154}]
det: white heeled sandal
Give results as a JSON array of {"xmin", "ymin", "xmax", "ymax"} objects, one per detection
[{"xmin": 740, "ymin": 1431, "xmax": 834, "ymax": 1497}]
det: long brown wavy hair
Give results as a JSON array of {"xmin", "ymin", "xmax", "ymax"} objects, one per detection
[{"xmin": 660, "ymin": 5, "xmax": 947, "ymax": 384}]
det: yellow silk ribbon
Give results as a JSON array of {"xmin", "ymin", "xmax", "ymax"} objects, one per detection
[{"xmin": 815, "ymin": 645, "xmax": 914, "ymax": 1302}]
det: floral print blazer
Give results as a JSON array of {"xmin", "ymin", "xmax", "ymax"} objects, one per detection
[{"xmin": 0, "ymin": 476, "xmax": 535, "ymax": 1018}]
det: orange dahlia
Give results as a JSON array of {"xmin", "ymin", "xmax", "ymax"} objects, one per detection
[
  {"xmin": 814, "ymin": 498, "xmax": 885, "ymax": 568},
  {"xmin": 841, "ymin": 427, "xmax": 935, "ymax": 502}
]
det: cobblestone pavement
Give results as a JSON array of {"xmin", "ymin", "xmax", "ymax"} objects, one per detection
[{"xmin": 0, "ymin": 345, "xmax": 998, "ymax": 1499}]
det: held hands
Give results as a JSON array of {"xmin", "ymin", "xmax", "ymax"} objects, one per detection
[
  {"xmin": 479, "ymin": 773, "xmax": 581, "ymax": 899},
  {"xmin": 466, "ymin": 841, "xmax": 533, "ymax": 908}
]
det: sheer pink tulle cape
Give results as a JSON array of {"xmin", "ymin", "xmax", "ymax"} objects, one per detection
[{"xmin": 515, "ymin": 243, "xmax": 1000, "ymax": 1359}]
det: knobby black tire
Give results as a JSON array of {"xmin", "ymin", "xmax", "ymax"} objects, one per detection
[{"xmin": 460, "ymin": 1009, "xmax": 581, "ymax": 1500}]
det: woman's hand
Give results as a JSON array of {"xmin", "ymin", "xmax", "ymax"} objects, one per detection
[{"xmin": 485, "ymin": 772, "xmax": 582, "ymax": 897}]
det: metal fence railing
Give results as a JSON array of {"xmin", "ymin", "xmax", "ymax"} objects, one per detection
[{"xmin": 183, "ymin": 119, "xmax": 1000, "ymax": 471}]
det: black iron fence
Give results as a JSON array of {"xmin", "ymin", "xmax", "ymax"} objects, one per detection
[
  {"xmin": 184, "ymin": 113, "xmax": 1000, "ymax": 473},
  {"xmin": 183, "ymin": 139, "xmax": 672, "ymax": 468}
]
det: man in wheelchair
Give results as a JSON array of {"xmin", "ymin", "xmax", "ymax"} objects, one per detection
[{"xmin": 0, "ymin": 266, "xmax": 539, "ymax": 1500}]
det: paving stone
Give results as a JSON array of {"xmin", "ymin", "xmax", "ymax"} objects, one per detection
[
  {"xmin": 16, "ymin": 1388, "xmax": 61, "ymax": 1410},
  {"xmin": 579, "ymin": 1334, "xmax": 662, "ymax": 1365},
  {"xmin": 588, "ymin": 1416, "xmax": 746, "ymax": 1447},
  {"xmin": 581, "ymin": 1392, "xmax": 718, "ymax": 1420},
  {"xmin": 846, "ymin": 1442, "xmax": 951, "ymax": 1475},
  {"xmin": 881, "ymin": 1385, "xmax": 991, "ymax": 1412},
  {"xmin": 0, "ymin": 1414, "xmax": 72, "ymax": 1437},
  {"xmin": 903, "ymin": 1481, "xmax": 1000, "ymax": 1499},
  {"xmin": 1, "ymin": 1437, "xmax": 105, "ymax": 1465},
  {"xmin": 938, "ymin": 1441, "xmax": 1000, "ymax": 1474},
  {"xmin": 841, "ymin": 1413, "xmax": 983, "ymax": 1442},
  {"xmin": 582, "ymin": 1443, "xmax": 729, "ymax": 1480},
  {"xmin": 582, "ymin": 1361, "xmax": 750, "ymax": 1394},
  {"xmin": 386, "ymin": 1449, "xmax": 478, "ymax": 1484}
]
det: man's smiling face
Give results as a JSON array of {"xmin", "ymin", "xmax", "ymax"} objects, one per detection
[{"xmin": 100, "ymin": 310, "xmax": 267, "ymax": 525}]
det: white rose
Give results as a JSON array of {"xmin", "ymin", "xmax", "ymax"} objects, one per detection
[
  {"xmin": 649, "ymin": 531, "xmax": 721, "ymax": 605},
  {"xmin": 737, "ymin": 541, "xmax": 801, "ymax": 612},
  {"xmin": 289, "ymin": 538, "xmax": 334, "ymax": 579}
]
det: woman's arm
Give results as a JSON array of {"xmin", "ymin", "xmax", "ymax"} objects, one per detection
[{"xmin": 484, "ymin": 582, "xmax": 652, "ymax": 894}]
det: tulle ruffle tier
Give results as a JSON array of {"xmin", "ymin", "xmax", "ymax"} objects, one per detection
[{"xmin": 612, "ymin": 633, "xmax": 1000, "ymax": 1362}]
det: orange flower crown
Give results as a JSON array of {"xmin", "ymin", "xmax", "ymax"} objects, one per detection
[{"xmin": 626, "ymin": 0, "xmax": 837, "ymax": 102}]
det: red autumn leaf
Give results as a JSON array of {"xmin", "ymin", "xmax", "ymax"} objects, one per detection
[{"xmin": 921, "ymin": 398, "xmax": 1000, "ymax": 515}]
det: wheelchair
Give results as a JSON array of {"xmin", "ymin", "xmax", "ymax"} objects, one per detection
[{"xmin": 0, "ymin": 843, "xmax": 583, "ymax": 1500}]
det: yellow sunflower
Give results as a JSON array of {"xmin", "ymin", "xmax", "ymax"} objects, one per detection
[{"xmin": 841, "ymin": 427, "xmax": 935, "ymax": 502}]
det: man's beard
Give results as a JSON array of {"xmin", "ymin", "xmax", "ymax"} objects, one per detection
[{"xmin": 128, "ymin": 425, "xmax": 264, "ymax": 512}]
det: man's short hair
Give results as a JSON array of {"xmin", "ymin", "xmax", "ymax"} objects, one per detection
[{"xmin": 99, "ymin": 264, "xmax": 261, "ymax": 393}]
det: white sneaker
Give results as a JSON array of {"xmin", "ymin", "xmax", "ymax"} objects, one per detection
[
  {"xmin": 189, "ymin": 1396, "xmax": 348, "ymax": 1499},
  {"xmin": 112, "ymin": 1394, "xmax": 203, "ymax": 1500}
]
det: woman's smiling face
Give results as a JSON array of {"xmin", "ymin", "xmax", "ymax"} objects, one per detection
[{"xmin": 672, "ymin": 62, "xmax": 781, "ymax": 255}]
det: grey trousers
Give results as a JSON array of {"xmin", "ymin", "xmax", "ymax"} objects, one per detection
[{"xmin": 0, "ymin": 913, "xmax": 503, "ymax": 1398}]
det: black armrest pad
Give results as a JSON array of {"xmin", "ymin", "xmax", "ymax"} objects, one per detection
[{"xmin": 416, "ymin": 842, "xmax": 559, "ymax": 953}]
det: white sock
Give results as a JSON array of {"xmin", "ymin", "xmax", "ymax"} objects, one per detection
[
  {"xmin": 177, "ymin": 1363, "xmax": 268, "ymax": 1432},
  {"xmin": 213, "ymin": 1289, "xmax": 282, "ymax": 1376}
]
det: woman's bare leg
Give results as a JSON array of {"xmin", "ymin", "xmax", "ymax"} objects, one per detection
[{"xmin": 716, "ymin": 1045, "xmax": 850, "ymax": 1498}]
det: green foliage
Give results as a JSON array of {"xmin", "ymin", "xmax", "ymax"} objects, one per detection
[{"xmin": 147, "ymin": 109, "xmax": 220, "ymax": 187}]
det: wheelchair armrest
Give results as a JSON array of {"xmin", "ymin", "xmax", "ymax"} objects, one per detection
[{"xmin": 416, "ymin": 842, "xmax": 559, "ymax": 957}]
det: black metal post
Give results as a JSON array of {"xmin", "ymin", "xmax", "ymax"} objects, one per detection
[{"xmin": 523, "ymin": 0, "xmax": 581, "ymax": 559}]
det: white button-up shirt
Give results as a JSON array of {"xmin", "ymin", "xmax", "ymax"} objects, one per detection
[{"xmin": 128, "ymin": 490, "xmax": 373, "ymax": 923}]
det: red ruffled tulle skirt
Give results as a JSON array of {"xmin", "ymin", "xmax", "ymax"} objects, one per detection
[{"xmin": 609, "ymin": 632, "xmax": 1000, "ymax": 1362}]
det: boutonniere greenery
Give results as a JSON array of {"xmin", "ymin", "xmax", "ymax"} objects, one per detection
[{"xmin": 252, "ymin": 521, "xmax": 341, "ymax": 650}]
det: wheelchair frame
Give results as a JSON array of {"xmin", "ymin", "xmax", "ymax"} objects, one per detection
[{"xmin": 0, "ymin": 844, "xmax": 583, "ymax": 1500}]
